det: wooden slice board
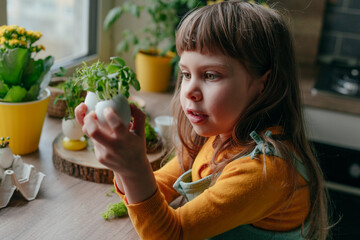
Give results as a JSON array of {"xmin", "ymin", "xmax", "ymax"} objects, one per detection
[{"xmin": 52, "ymin": 133, "xmax": 167, "ymax": 184}]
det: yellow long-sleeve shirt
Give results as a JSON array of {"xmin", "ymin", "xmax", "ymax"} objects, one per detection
[{"xmin": 116, "ymin": 135, "xmax": 310, "ymax": 240}]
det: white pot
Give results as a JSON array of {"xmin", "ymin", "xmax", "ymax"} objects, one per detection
[
  {"xmin": 62, "ymin": 118, "xmax": 84, "ymax": 140},
  {"xmin": 95, "ymin": 94, "xmax": 131, "ymax": 127},
  {"xmin": 0, "ymin": 147, "xmax": 14, "ymax": 169},
  {"xmin": 84, "ymin": 91, "xmax": 98, "ymax": 113}
]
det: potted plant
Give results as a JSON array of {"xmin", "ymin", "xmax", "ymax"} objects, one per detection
[
  {"xmin": 0, "ymin": 25, "xmax": 54, "ymax": 155},
  {"xmin": 54, "ymin": 78, "xmax": 87, "ymax": 151},
  {"xmin": 103, "ymin": 0, "xmax": 205, "ymax": 92},
  {"xmin": 75, "ymin": 57, "xmax": 165, "ymax": 154},
  {"xmin": 75, "ymin": 57, "xmax": 140, "ymax": 127},
  {"xmin": 47, "ymin": 73, "xmax": 68, "ymax": 118}
]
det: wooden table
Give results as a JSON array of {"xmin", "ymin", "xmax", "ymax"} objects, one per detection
[{"xmin": 0, "ymin": 91, "xmax": 174, "ymax": 240}]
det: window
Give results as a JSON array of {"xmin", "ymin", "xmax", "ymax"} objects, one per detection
[{"xmin": 1, "ymin": 0, "xmax": 112, "ymax": 70}]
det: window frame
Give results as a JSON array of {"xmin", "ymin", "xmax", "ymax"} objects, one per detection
[{"xmin": 0, "ymin": 0, "xmax": 114, "ymax": 75}]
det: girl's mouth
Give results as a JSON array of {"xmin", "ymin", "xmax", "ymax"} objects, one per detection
[{"xmin": 186, "ymin": 109, "xmax": 208, "ymax": 123}]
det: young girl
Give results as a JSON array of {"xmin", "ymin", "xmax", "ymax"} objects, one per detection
[{"xmin": 76, "ymin": 1, "xmax": 330, "ymax": 239}]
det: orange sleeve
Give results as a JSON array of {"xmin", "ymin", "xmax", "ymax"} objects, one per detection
[
  {"xmin": 114, "ymin": 156, "xmax": 183, "ymax": 204},
  {"xmin": 121, "ymin": 155, "xmax": 310, "ymax": 240}
]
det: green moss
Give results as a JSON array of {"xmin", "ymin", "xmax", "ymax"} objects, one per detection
[
  {"xmin": 145, "ymin": 118, "xmax": 157, "ymax": 142},
  {"xmin": 101, "ymin": 201, "xmax": 127, "ymax": 220}
]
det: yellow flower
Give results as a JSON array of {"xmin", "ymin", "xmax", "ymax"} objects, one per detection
[
  {"xmin": 207, "ymin": 0, "xmax": 224, "ymax": 5},
  {"xmin": 34, "ymin": 31, "xmax": 42, "ymax": 39},
  {"xmin": 11, "ymin": 33, "xmax": 18, "ymax": 39},
  {"xmin": 26, "ymin": 30, "xmax": 34, "ymax": 36},
  {"xmin": 6, "ymin": 25, "xmax": 15, "ymax": 32},
  {"xmin": 19, "ymin": 40, "xmax": 27, "ymax": 47},
  {"xmin": 0, "ymin": 37, "xmax": 6, "ymax": 44},
  {"xmin": 40, "ymin": 45, "xmax": 45, "ymax": 50},
  {"xmin": 8, "ymin": 39, "xmax": 20, "ymax": 46},
  {"xmin": 17, "ymin": 27, "xmax": 26, "ymax": 35},
  {"xmin": 0, "ymin": 25, "xmax": 6, "ymax": 37}
]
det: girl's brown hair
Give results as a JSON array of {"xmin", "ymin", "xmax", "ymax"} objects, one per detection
[{"xmin": 171, "ymin": 1, "xmax": 330, "ymax": 239}]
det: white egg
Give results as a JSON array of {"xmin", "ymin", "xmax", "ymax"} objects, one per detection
[
  {"xmin": 95, "ymin": 94, "xmax": 131, "ymax": 127},
  {"xmin": 84, "ymin": 91, "xmax": 99, "ymax": 113},
  {"xmin": 0, "ymin": 147, "xmax": 14, "ymax": 169},
  {"xmin": 62, "ymin": 118, "xmax": 85, "ymax": 140}
]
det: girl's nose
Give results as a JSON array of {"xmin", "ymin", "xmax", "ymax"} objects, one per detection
[{"xmin": 184, "ymin": 79, "xmax": 202, "ymax": 102}]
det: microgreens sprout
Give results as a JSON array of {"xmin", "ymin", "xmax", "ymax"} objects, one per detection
[{"xmin": 75, "ymin": 57, "xmax": 140, "ymax": 100}]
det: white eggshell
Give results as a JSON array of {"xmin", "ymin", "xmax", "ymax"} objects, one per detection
[
  {"xmin": 95, "ymin": 94, "xmax": 131, "ymax": 127},
  {"xmin": 0, "ymin": 147, "xmax": 14, "ymax": 169},
  {"xmin": 84, "ymin": 91, "xmax": 99, "ymax": 112},
  {"xmin": 62, "ymin": 118, "xmax": 85, "ymax": 140}
]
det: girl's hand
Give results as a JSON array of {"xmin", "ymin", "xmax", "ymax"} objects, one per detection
[
  {"xmin": 82, "ymin": 103, "xmax": 147, "ymax": 175},
  {"xmin": 75, "ymin": 103, "xmax": 87, "ymax": 126}
]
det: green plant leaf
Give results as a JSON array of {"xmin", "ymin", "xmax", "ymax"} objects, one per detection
[
  {"xmin": 104, "ymin": 6, "xmax": 123, "ymax": 31},
  {"xmin": 0, "ymin": 80, "xmax": 9, "ymax": 98},
  {"xmin": 55, "ymin": 66, "xmax": 67, "ymax": 77},
  {"xmin": 0, "ymin": 48, "xmax": 30, "ymax": 85},
  {"xmin": 22, "ymin": 58, "xmax": 44, "ymax": 89},
  {"xmin": 3, "ymin": 85, "xmax": 27, "ymax": 102},
  {"xmin": 110, "ymin": 57, "xmax": 126, "ymax": 67},
  {"xmin": 24, "ymin": 83, "xmax": 40, "ymax": 101}
]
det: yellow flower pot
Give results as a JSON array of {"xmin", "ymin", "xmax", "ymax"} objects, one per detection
[
  {"xmin": 135, "ymin": 50, "xmax": 175, "ymax": 92},
  {"xmin": 0, "ymin": 89, "xmax": 50, "ymax": 155}
]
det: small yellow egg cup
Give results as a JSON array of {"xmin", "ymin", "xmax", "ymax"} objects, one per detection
[{"xmin": 62, "ymin": 137, "xmax": 87, "ymax": 151}]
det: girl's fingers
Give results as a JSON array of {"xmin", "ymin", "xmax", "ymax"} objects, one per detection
[
  {"xmin": 130, "ymin": 103, "xmax": 146, "ymax": 138},
  {"xmin": 83, "ymin": 111, "xmax": 113, "ymax": 143},
  {"xmin": 103, "ymin": 107, "xmax": 127, "ymax": 137},
  {"xmin": 75, "ymin": 103, "xmax": 87, "ymax": 125}
]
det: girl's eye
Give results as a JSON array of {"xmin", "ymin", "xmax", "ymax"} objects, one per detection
[
  {"xmin": 181, "ymin": 72, "xmax": 191, "ymax": 80},
  {"xmin": 204, "ymin": 73, "xmax": 218, "ymax": 80}
]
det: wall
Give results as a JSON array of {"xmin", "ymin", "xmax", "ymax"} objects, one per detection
[
  {"xmin": 318, "ymin": 0, "xmax": 360, "ymax": 63},
  {"xmin": 271, "ymin": 0, "xmax": 327, "ymax": 65},
  {"xmin": 109, "ymin": 0, "xmax": 327, "ymax": 68}
]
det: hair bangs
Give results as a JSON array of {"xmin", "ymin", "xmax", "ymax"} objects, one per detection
[{"xmin": 176, "ymin": 4, "xmax": 235, "ymax": 56}]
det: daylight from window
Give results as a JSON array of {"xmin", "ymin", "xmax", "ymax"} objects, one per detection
[{"xmin": 7, "ymin": 0, "xmax": 90, "ymax": 66}]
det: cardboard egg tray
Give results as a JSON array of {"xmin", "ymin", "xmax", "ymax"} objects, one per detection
[{"xmin": 0, "ymin": 155, "xmax": 45, "ymax": 209}]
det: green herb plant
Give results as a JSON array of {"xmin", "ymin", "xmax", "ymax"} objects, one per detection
[
  {"xmin": 53, "ymin": 78, "xmax": 84, "ymax": 120},
  {"xmin": 75, "ymin": 57, "xmax": 140, "ymax": 100},
  {"xmin": 145, "ymin": 118, "xmax": 157, "ymax": 143}
]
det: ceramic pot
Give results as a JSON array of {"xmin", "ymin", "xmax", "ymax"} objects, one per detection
[
  {"xmin": 0, "ymin": 89, "xmax": 50, "ymax": 155},
  {"xmin": 135, "ymin": 50, "xmax": 175, "ymax": 92}
]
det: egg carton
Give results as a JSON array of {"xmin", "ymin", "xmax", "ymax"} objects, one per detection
[{"xmin": 0, "ymin": 154, "xmax": 45, "ymax": 209}]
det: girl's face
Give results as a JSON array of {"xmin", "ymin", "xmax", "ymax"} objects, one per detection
[{"xmin": 179, "ymin": 50, "xmax": 265, "ymax": 140}]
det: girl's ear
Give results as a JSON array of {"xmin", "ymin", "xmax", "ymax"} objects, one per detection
[{"xmin": 259, "ymin": 70, "xmax": 271, "ymax": 94}]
